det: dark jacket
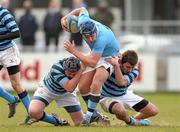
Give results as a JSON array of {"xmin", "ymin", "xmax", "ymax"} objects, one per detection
[
  {"xmin": 19, "ymin": 12, "xmax": 38, "ymax": 45},
  {"xmin": 43, "ymin": 11, "xmax": 63, "ymax": 35}
]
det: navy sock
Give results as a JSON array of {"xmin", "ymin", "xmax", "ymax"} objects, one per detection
[
  {"xmin": 87, "ymin": 94, "xmax": 100, "ymax": 114},
  {"xmin": 18, "ymin": 90, "xmax": 30, "ymax": 113},
  {"xmin": 82, "ymin": 94, "xmax": 90, "ymax": 107}
]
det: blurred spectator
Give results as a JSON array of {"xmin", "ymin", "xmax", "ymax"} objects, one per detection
[
  {"xmin": 43, "ymin": 0, "xmax": 63, "ymax": 52},
  {"xmin": 92, "ymin": 0, "xmax": 114, "ymax": 28},
  {"xmin": 69, "ymin": 0, "xmax": 87, "ymax": 48},
  {"xmin": 18, "ymin": 0, "xmax": 38, "ymax": 52}
]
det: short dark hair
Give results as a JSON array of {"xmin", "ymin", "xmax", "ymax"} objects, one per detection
[
  {"xmin": 63, "ymin": 57, "xmax": 81, "ymax": 72},
  {"xmin": 121, "ymin": 50, "xmax": 138, "ymax": 66}
]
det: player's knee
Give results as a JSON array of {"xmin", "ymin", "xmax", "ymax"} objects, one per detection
[
  {"xmin": 74, "ymin": 120, "xmax": 82, "ymax": 126},
  {"xmin": 150, "ymin": 106, "xmax": 159, "ymax": 117},
  {"xmin": 146, "ymin": 103, "xmax": 159, "ymax": 117},
  {"xmin": 112, "ymin": 103, "xmax": 126, "ymax": 116},
  {"xmin": 29, "ymin": 107, "xmax": 42, "ymax": 119}
]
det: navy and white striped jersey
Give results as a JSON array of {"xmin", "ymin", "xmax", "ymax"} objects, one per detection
[
  {"xmin": 101, "ymin": 67, "xmax": 139, "ymax": 97},
  {"xmin": 43, "ymin": 60, "xmax": 69, "ymax": 95},
  {"xmin": 0, "ymin": 5, "xmax": 19, "ymax": 51}
]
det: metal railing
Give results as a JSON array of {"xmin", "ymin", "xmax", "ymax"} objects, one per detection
[
  {"xmin": 118, "ymin": 20, "xmax": 180, "ymax": 53},
  {"xmin": 120, "ymin": 20, "xmax": 180, "ymax": 34}
]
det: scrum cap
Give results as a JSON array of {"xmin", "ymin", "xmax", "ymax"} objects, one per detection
[
  {"xmin": 63, "ymin": 57, "xmax": 81, "ymax": 72},
  {"xmin": 79, "ymin": 21, "xmax": 97, "ymax": 36}
]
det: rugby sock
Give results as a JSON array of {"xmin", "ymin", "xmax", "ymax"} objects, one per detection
[
  {"xmin": 0, "ymin": 87, "xmax": 15, "ymax": 103},
  {"xmin": 82, "ymin": 93, "xmax": 90, "ymax": 106},
  {"xmin": 18, "ymin": 90, "xmax": 30, "ymax": 113},
  {"xmin": 40, "ymin": 112, "xmax": 58, "ymax": 125},
  {"xmin": 126, "ymin": 117, "xmax": 136, "ymax": 125},
  {"xmin": 87, "ymin": 94, "xmax": 100, "ymax": 115}
]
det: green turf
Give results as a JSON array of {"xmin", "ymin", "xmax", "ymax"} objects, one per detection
[{"xmin": 0, "ymin": 92, "xmax": 180, "ymax": 132}]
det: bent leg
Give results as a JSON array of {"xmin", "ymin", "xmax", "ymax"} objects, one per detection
[
  {"xmin": 0, "ymin": 86, "xmax": 20, "ymax": 118},
  {"xmin": 79, "ymin": 71, "xmax": 95, "ymax": 106},
  {"xmin": 134, "ymin": 102, "xmax": 159, "ymax": 119},
  {"xmin": 90, "ymin": 67, "xmax": 109, "ymax": 94},
  {"xmin": 79, "ymin": 71, "xmax": 95, "ymax": 94},
  {"xmin": 0, "ymin": 86, "xmax": 15, "ymax": 103},
  {"xmin": 100, "ymin": 98, "xmax": 131, "ymax": 124},
  {"xmin": 68, "ymin": 111, "xmax": 84, "ymax": 126},
  {"xmin": 29, "ymin": 100, "xmax": 46, "ymax": 120},
  {"xmin": 9, "ymin": 70, "xmax": 30, "ymax": 113},
  {"xmin": 111, "ymin": 102, "xmax": 131, "ymax": 123},
  {"xmin": 29, "ymin": 99, "xmax": 62, "ymax": 126},
  {"xmin": 88, "ymin": 67, "xmax": 109, "ymax": 113}
]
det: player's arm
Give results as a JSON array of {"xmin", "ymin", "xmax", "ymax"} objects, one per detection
[
  {"xmin": 0, "ymin": 9, "xmax": 20, "ymax": 41},
  {"xmin": 64, "ymin": 7, "xmax": 87, "ymax": 17},
  {"xmin": 114, "ymin": 64, "xmax": 128, "ymax": 86},
  {"xmin": 0, "ymin": 31, "xmax": 20, "ymax": 42},
  {"xmin": 63, "ymin": 65, "xmax": 85, "ymax": 93},
  {"xmin": 73, "ymin": 51, "xmax": 100, "ymax": 67},
  {"xmin": 61, "ymin": 7, "xmax": 87, "ymax": 31},
  {"xmin": 64, "ymin": 40, "xmax": 101, "ymax": 67},
  {"xmin": 106, "ymin": 57, "xmax": 128, "ymax": 86}
]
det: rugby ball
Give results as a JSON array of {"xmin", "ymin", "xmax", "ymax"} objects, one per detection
[{"xmin": 65, "ymin": 15, "xmax": 79, "ymax": 33}]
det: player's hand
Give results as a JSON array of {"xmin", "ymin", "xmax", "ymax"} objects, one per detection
[
  {"xmin": 118, "ymin": 52, "xmax": 122, "ymax": 61},
  {"xmin": 105, "ymin": 57, "xmax": 119, "ymax": 67},
  {"xmin": 80, "ymin": 63, "xmax": 86, "ymax": 72},
  {"xmin": 61, "ymin": 17, "xmax": 70, "ymax": 32},
  {"xmin": 64, "ymin": 40, "xmax": 77, "ymax": 55}
]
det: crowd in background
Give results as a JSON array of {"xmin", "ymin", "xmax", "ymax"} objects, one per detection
[{"xmin": 1, "ymin": 0, "xmax": 115, "ymax": 52}]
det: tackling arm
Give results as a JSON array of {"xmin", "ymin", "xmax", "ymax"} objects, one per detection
[
  {"xmin": 73, "ymin": 50, "xmax": 100, "ymax": 67},
  {"xmin": 106, "ymin": 57, "xmax": 128, "ymax": 86},
  {"xmin": 64, "ymin": 40, "xmax": 100, "ymax": 67},
  {"xmin": 64, "ymin": 7, "xmax": 87, "ymax": 17},
  {"xmin": 114, "ymin": 64, "xmax": 128, "ymax": 86},
  {"xmin": 63, "ymin": 66, "xmax": 84, "ymax": 93}
]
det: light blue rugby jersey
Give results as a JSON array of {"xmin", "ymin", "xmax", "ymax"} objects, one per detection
[
  {"xmin": 43, "ymin": 60, "xmax": 69, "ymax": 95},
  {"xmin": 101, "ymin": 67, "xmax": 139, "ymax": 97},
  {"xmin": 78, "ymin": 11, "xmax": 120, "ymax": 57},
  {"xmin": 0, "ymin": 5, "xmax": 19, "ymax": 51}
]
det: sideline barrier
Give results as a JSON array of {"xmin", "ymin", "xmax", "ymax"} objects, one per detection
[
  {"xmin": 0, "ymin": 53, "xmax": 157, "ymax": 92},
  {"xmin": 167, "ymin": 56, "xmax": 180, "ymax": 91}
]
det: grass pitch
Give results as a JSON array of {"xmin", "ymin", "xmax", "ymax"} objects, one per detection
[{"xmin": 0, "ymin": 92, "xmax": 180, "ymax": 132}]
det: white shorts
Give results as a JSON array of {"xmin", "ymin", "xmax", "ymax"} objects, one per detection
[
  {"xmin": 0, "ymin": 45, "xmax": 21, "ymax": 67},
  {"xmin": 83, "ymin": 57, "xmax": 114, "ymax": 75},
  {"xmin": 100, "ymin": 90, "xmax": 146, "ymax": 113},
  {"xmin": 33, "ymin": 82, "xmax": 80, "ymax": 108}
]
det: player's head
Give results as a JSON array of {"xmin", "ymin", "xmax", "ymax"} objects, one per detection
[
  {"xmin": 63, "ymin": 56, "xmax": 81, "ymax": 78},
  {"xmin": 0, "ymin": 0, "xmax": 10, "ymax": 8},
  {"xmin": 79, "ymin": 21, "xmax": 97, "ymax": 43},
  {"xmin": 120, "ymin": 50, "xmax": 138, "ymax": 73}
]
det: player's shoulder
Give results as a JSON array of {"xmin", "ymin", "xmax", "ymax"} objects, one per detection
[
  {"xmin": 0, "ymin": 6, "xmax": 9, "ymax": 13},
  {"xmin": 0, "ymin": 7, "xmax": 11, "ymax": 20},
  {"xmin": 52, "ymin": 61, "xmax": 64, "ymax": 70}
]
